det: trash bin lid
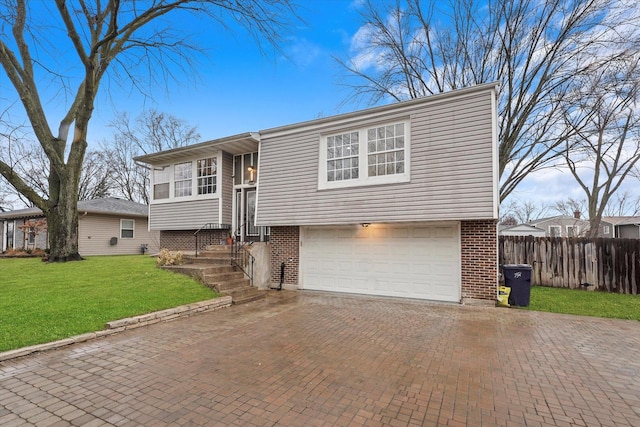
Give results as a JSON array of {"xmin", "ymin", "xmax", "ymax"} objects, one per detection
[{"xmin": 502, "ymin": 264, "xmax": 532, "ymax": 270}]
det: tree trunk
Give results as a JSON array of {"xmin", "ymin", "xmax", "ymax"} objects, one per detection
[
  {"xmin": 47, "ymin": 194, "xmax": 82, "ymax": 262},
  {"xmin": 46, "ymin": 172, "xmax": 83, "ymax": 262}
]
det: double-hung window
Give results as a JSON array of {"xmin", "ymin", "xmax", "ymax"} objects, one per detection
[
  {"xmin": 151, "ymin": 155, "xmax": 219, "ymax": 202},
  {"xmin": 153, "ymin": 168, "xmax": 170, "ymax": 200},
  {"xmin": 197, "ymin": 157, "xmax": 217, "ymax": 195},
  {"xmin": 320, "ymin": 120, "xmax": 409, "ymax": 189},
  {"xmin": 327, "ymin": 132, "xmax": 359, "ymax": 182},
  {"xmin": 174, "ymin": 162, "xmax": 192, "ymax": 197},
  {"xmin": 120, "ymin": 219, "xmax": 134, "ymax": 239}
]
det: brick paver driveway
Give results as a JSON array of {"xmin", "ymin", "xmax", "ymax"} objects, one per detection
[{"xmin": 1, "ymin": 291, "xmax": 640, "ymax": 427}]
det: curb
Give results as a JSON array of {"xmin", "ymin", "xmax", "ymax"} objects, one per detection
[{"xmin": 0, "ymin": 296, "xmax": 233, "ymax": 363}]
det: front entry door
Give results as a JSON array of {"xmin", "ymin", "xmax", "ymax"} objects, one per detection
[{"xmin": 235, "ymin": 188, "xmax": 269, "ymax": 242}]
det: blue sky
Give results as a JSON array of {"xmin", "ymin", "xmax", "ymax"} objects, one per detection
[{"xmin": 86, "ymin": 0, "xmax": 370, "ymax": 143}]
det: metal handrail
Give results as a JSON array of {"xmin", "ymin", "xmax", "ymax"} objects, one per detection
[
  {"xmin": 194, "ymin": 223, "xmax": 231, "ymax": 257},
  {"xmin": 230, "ymin": 239, "xmax": 255, "ymax": 286}
]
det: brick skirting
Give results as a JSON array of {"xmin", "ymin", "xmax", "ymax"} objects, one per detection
[
  {"xmin": 269, "ymin": 226, "xmax": 299, "ymax": 287},
  {"xmin": 159, "ymin": 229, "xmax": 229, "ymax": 251}
]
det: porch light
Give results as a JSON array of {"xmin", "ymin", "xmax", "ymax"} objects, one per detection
[
  {"xmin": 247, "ymin": 165, "xmax": 256, "ymax": 183},
  {"xmin": 360, "ymin": 223, "xmax": 371, "ymax": 228}
]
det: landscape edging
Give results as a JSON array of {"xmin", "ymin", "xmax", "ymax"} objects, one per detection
[{"xmin": 0, "ymin": 296, "xmax": 233, "ymax": 362}]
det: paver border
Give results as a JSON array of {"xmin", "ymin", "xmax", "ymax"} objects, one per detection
[{"xmin": 0, "ymin": 296, "xmax": 232, "ymax": 362}]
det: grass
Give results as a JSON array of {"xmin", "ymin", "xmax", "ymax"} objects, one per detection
[
  {"xmin": 528, "ymin": 285, "xmax": 640, "ymax": 321},
  {"xmin": 0, "ymin": 256, "xmax": 218, "ymax": 352}
]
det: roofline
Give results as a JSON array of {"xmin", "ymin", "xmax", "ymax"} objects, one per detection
[
  {"xmin": 260, "ymin": 82, "xmax": 499, "ymax": 138},
  {"xmin": 134, "ymin": 132, "xmax": 260, "ymax": 164},
  {"xmin": 134, "ymin": 83, "xmax": 500, "ymax": 163}
]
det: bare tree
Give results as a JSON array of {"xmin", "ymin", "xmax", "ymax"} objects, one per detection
[
  {"xmin": 604, "ymin": 191, "xmax": 640, "ymax": 217},
  {"xmin": 103, "ymin": 110, "xmax": 200, "ymax": 203},
  {"xmin": 560, "ymin": 57, "xmax": 640, "ymax": 237},
  {"xmin": 78, "ymin": 150, "xmax": 113, "ymax": 201},
  {"xmin": 553, "ymin": 198, "xmax": 587, "ymax": 218},
  {"xmin": 0, "ymin": 0, "xmax": 296, "ymax": 261},
  {"xmin": 338, "ymin": 0, "xmax": 640, "ymax": 202},
  {"xmin": 502, "ymin": 199, "xmax": 551, "ymax": 223}
]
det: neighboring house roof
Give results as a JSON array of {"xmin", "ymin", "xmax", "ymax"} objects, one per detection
[
  {"xmin": 527, "ymin": 215, "xmax": 584, "ymax": 224},
  {"xmin": 602, "ymin": 216, "xmax": 640, "ymax": 226},
  {"xmin": 0, "ymin": 198, "xmax": 149, "ymax": 220},
  {"xmin": 500, "ymin": 224, "xmax": 546, "ymax": 233}
]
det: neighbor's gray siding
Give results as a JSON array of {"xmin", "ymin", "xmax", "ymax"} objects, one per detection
[
  {"xmin": 149, "ymin": 199, "xmax": 220, "ymax": 230},
  {"xmin": 221, "ymin": 152, "xmax": 233, "ymax": 225},
  {"xmin": 79, "ymin": 215, "xmax": 160, "ymax": 256},
  {"xmin": 257, "ymin": 88, "xmax": 496, "ymax": 226},
  {"xmin": 618, "ymin": 224, "xmax": 640, "ymax": 239}
]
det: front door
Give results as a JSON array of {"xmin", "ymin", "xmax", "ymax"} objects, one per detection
[{"xmin": 235, "ymin": 188, "xmax": 269, "ymax": 242}]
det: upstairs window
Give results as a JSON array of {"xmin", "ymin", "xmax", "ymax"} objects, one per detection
[
  {"xmin": 153, "ymin": 169, "xmax": 170, "ymax": 200},
  {"xmin": 367, "ymin": 124, "xmax": 405, "ymax": 177},
  {"xmin": 327, "ymin": 132, "xmax": 359, "ymax": 182},
  {"xmin": 174, "ymin": 162, "xmax": 192, "ymax": 197},
  {"xmin": 151, "ymin": 156, "xmax": 219, "ymax": 202},
  {"xmin": 197, "ymin": 157, "xmax": 217, "ymax": 195},
  {"xmin": 320, "ymin": 120, "xmax": 410, "ymax": 189}
]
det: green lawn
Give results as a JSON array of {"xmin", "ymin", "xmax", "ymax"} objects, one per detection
[
  {"xmin": 528, "ymin": 285, "xmax": 640, "ymax": 321},
  {"xmin": 0, "ymin": 256, "xmax": 218, "ymax": 352}
]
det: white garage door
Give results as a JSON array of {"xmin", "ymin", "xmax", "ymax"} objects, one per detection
[{"xmin": 300, "ymin": 223, "xmax": 460, "ymax": 302}]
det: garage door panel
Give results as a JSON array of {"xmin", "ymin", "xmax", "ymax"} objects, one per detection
[{"xmin": 301, "ymin": 224, "xmax": 460, "ymax": 302}]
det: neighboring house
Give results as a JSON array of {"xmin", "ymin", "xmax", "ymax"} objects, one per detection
[
  {"xmin": 0, "ymin": 198, "xmax": 159, "ymax": 255},
  {"xmin": 527, "ymin": 212, "xmax": 598, "ymax": 237},
  {"xmin": 135, "ymin": 83, "xmax": 500, "ymax": 303},
  {"xmin": 499, "ymin": 223, "xmax": 546, "ymax": 237},
  {"xmin": 603, "ymin": 216, "xmax": 640, "ymax": 239}
]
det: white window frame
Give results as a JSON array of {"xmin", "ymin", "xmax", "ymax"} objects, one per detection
[
  {"xmin": 318, "ymin": 119, "xmax": 411, "ymax": 190},
  {"xmin": 120, "ymin": 219, "xmax": 135, "ymax": 239},
  {"xmin": 150, "ymin": 153, "xmax": 221, "ymax": 204},
  {"xmin": 197, "ymin": 157, "xmax": 217, "ymax": 195},
  {"xmin": 153, "ymin": 168, "xmax": 170, "ymax": 200},
  {"xmin": 566, "ymin": 225, "xmax": 579, "ymax": 237},
  {"xmin": 603, "ymin": 225, "xmax": 610, "ymax": 235},
  {"xmin": 549, "ymin": 225, "xmax": 561, "ymax": 237},
  {"xmin": 174, "ymin": 161, "xmax": 193, "ymax": 197}
]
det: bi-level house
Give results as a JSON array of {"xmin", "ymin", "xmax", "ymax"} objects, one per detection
[{"xmin": 135, "ymin": 83, "xmax": 500, "ymax": 304}]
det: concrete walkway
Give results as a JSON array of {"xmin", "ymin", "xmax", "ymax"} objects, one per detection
[{"xmin": 1, "ymin": 291, "xmax": 639, "ymax": 426}]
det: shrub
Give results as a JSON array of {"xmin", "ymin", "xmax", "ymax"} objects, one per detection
[{"xmin": 156, "ymin": 248, "xmax": 184, "ymax": 266}]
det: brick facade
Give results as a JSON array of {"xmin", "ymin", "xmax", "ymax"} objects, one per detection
[
  {"xmin": 269, "ymin": 226, "xmax": 299, "ymax": 287},
  {"xmin": 460, "ymin": 219, "xmax": 498, "ymax": 301},
  {"xmin": 160, "ymin": 229, "xmax": 229, "ymax": 251}
]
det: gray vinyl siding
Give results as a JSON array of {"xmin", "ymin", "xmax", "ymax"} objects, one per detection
[
  {"xmin": 78, "ymin": 214, "xmax": 160, "ymax": 255},
  {"xmin": 78, "ymin": 215, "xmax": 160, "ymax": 256},
  {"xmin": 256, "ymin": 88, "xmax": 497, "ymax": 226},
  {"xmin": 221, "ymin": 152, "xmax": 233, "ymax": 224},
  {"xmin": 618, "ymin": 224, "xmax": 640, "ymax": 239},
  {"xmin": 149, "ymin": 199, "xmax": 220, "ymax": 230}
]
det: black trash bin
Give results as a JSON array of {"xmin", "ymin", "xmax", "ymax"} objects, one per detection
[{"xmin": 502, "ymin": 264, "xmax": 532, "ymax": 307}]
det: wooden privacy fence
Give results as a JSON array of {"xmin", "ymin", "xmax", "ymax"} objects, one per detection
[{"xmin": 499, "ymin": 236, "xmax": 640, "ymax": 294}]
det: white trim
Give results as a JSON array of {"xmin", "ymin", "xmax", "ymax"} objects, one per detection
[
  {"xmin": 318, "ymin": 119, "xmax": 411, "ymax": 190},
  {"xmin": 566, "ymin": 225, "xmax": 579, "ymax": 237},
  {"xmin": 549, "ymin": 225, "xmax": 561, "ymax": 237},
  {"xmin": 490, "ymin": 86, "xmax": 500, "ymax": 219},
  {"xmin": 149, "ymin": 152, "xmax": 221, "ymax": 204}
]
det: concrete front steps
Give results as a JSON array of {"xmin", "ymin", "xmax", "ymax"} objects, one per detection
[{"xmin": 163, "ymin": 246, "xmax": 265, "ymax": 305}]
